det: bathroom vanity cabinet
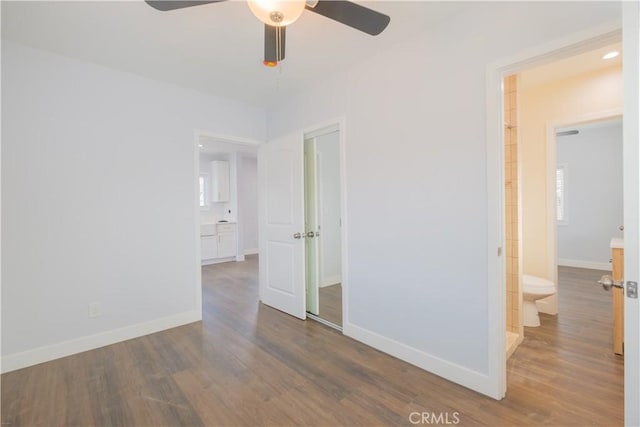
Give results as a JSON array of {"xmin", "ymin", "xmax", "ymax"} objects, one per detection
[{"xmin": 612, "ymin": 244, "xmax": 624, "ymax": 355}]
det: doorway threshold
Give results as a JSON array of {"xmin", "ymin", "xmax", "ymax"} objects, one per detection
[{"xmin": 307, "ymin": 312, "xmax": 343, "ymax": 332}]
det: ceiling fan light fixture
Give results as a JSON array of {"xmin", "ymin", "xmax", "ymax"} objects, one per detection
[{"xmin": 247, "ymin": 0, "xmax": 306, "ymax": 26}]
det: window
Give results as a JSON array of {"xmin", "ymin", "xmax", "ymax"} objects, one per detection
[
  {"xmin": 556, "ymin": 164, "xmax": 567, "ymax": 225},
  {"xmin": 199, "ymin": 173, "xmax": 210, "ymax": 209}
]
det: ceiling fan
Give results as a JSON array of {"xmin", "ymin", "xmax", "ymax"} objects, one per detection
[{"xmin": 145, "ymin": 0, "xmax": 391, "ymax": 67}]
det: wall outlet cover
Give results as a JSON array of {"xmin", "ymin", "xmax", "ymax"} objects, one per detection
[{"xmin": 88, "ymin": 303, "xmax": 102, "ymax": 318}]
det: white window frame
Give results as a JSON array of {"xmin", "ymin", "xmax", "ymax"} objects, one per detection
[
  {"xmin": 556, "ymin": 163, "xmax": 568, "ymax": 226},
  {"xmin": 199, "ymin": 172, "xmax": 210, "ymax": 210}
]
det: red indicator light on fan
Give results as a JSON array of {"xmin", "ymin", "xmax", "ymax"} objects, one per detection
[{"xmin": 263, "ymin": 60, "xmax": 278, "ymax": 67}]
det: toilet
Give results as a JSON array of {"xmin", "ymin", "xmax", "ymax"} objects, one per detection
[{"xmin": 522, "ymin": 274, "xmax": 557, "ymax": 327}]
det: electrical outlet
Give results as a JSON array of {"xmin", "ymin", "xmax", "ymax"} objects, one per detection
[{"xmin": 88, "ymin": 302, "xmax": 102, "ymax": 318}]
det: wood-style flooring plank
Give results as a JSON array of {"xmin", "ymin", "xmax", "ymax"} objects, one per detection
[{"xmin": 1, "ymin": 258, "xmax": 623, "ymax": 426}]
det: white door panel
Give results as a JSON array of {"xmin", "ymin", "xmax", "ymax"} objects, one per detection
[
  {"xmin": 259, "ymin": 132, "xmax": 306, "ymax": 319},
  {"xmin": 623, "ymin": 3, "xmax": 639, "ymax": 424}
]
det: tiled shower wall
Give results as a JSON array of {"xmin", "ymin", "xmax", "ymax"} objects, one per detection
[{"xmin": 504, "ymin": 75, "xmax": 520, "ymax": 334}]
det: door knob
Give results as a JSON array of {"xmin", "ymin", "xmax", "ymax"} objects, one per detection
[
  {"xmin": 293, "ymin": 232, "xmax": 302, "ymax": 239},
  {"xmin": 306, "ymin": 231, "xmax": 315, "ymax": 238},
  {"xmin": 598, "ymin": 274, "xmax": 624, "ymax": 291},
  {"xmin": 619, "ymin": 225, "xmax": 624, "ymax": 231}
]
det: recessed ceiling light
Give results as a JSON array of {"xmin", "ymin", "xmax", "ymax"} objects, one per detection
[
  {"xmin": 602, "ymin": 51, "xmax": 620, "ymax": 60},
  {"xmin": 198, "ymin": 144, "xmax": 203, "ymax": 148}
]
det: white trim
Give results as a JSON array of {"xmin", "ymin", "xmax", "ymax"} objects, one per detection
[
  {"xmin": 301, "ymin": 117, "xmax": 348, "ymax": 331},
  {"xmin": 486, "ymin": 22, "xmax": 623, "ymax": 401},
  {"xmin": 194, "ymin": 130, "xmax": 262, "ymax": 148},
  {"xmin": 194, "ymin": 135, "xmax": 203, "ymax": 321},
  {"xmin": 304, "ymin": 123, "xmax": 339, "ymax": 140},
  {"xmin": 201, "ymin": 256, "xmax": 236, "ymax": 266},
  {"xmin": 1, "ymin": 310, "xmax": 200, "ymax": 373},
  {"xmin": 544, "ymin": 110, "xmax": 623, "ymax": 315},
  {"xmin": 557, "ymin": 258, "xmax": 612, "ymax": 271},
  {"xmin": 343, "ymin": 321, "xmax": 492, "ymax": 396},
  {"xmin": 244, "ymin": 248, "xmax": 259, "ymax": 255},
  {"xmin": 485, "ymin": 55, "xmax": 507, "ymax": 400},
  {"xmin": 338, "ymin": 118, "xmax": 349, "ymax": 330},
  {"xmin": 555, "ymin": 163, "xmax": 568, "ymax": 226},
  {"xmin": 194, "ymin": 130, "xmax": 263, "ymax": 321},
  {"xmin": 623, "ymin": 3, "xmax": 640, "ymax": 424}
]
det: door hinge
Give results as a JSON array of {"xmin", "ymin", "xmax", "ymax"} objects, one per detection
[
  {"xmin": 627, "ymin": 281, "xmax": 638, "ymax": 299},
  {"xmin": 497, "ymin": 247, "xmax": 502, "ymax": 256}
]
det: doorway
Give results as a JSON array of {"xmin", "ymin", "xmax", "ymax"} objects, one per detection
[
  {"xmin": 485, "ymin": 24, "xmax": 638, "ymax": 407},
  {"xmin": 257, "ymin": 121, "xmax": 346, "ymax": 325},
  {"xmin": 304, "ymin": 126, "xmax": 343, "ymax": 329}
]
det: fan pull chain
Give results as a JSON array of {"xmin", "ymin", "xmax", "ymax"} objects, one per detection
[{"xmin": 276, "ymin": 26, "xmax": 283, "ymax": 63}]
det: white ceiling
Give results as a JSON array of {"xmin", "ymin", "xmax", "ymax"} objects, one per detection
[
  {"xmin": 520, "ymin": 42, "xmax": 622, "ymax": 90},
  {"xmin": 1, "ymin": 1, "xmax": 467, "ymax": 107}
]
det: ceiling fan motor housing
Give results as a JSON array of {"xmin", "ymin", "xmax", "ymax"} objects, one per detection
[{"xmin": 269, "ymin": 11, "xmax": 284, "ymax": 24}]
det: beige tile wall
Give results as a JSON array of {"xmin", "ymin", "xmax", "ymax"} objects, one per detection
[{"xmin": 504, "ymin": 75, "xmax": 520, "ymax": 333}]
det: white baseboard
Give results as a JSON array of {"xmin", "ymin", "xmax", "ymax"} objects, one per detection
[
  {"xmin": 319, "ymin": 275, "xmax": 341, "ymax": 288},
  {"xmin": 343, "ymin": 321, "xmax": 492, "ymax": 398},
  {"xmin": 558, "ymin": 258, "xmax": 611, "ymax": 271},
  {"xmin": 244, "ymin": 248, "xmax": 259, "ymax": 256},
  {"xmin": 201, "ymin": 256, "xmax": 236, "ymax": 266},
  {"xmin": 1, "ymin": 310, "xmax": 201, "ymax": 374}
]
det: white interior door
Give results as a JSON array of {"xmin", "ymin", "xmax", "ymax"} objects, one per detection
[
  {"xmin": 623, "ymin": 3, "xmax": 639, "ymax": 424},
  {"xmin": 258, "ymin": 132, "xmax": 306, "ymax": 319}
]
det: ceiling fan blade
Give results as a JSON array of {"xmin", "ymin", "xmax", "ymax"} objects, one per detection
[
  {"xmin": 264, "ymin": 25, "xmax": 286, "ymax": 66},
  {"xmin": 305, "ymin": 0, "xmax": 390, "ymax": 36},
  {"xmin": 145, "ymin": 1, "xmax": 225, "ymax": 12}
]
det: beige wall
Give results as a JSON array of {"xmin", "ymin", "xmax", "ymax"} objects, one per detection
[{"xmin": 520, "ymin": 65, "xmax": 623, "ymax": 281}]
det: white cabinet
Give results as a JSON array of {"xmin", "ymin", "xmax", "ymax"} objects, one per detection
[
  {"xmin": 201, "ymin": 236, "xmax": 218, "ymax": 259},
  {"xmin": 211, "ymin": 160, "xmax": 230, "ymax": 202},
  {"xmin": 217, "ymin": 223, "xmax": 237, "ymax": 258},
  {"xmin": 201, "ymin": 222, "xmax": 237, "ymax": 264}
]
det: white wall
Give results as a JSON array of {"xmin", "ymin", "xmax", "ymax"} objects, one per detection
[
  {"xmin": 238, "ymin": 156, "xmax": 258, "ymax": 254},
  {"xmin": 316, "ymin": 131, "xmax": 341, "ymax": 286},
  {"xmin": 267, "ymin": 1, "xmax": 621, "ymax": 393},
  {"xmin": 557, "ymin": 120, "xmax": 623, "ymax": 268},
  {"xmin": 1, "ymin": 41, "xmax": 265, "ymax": 370},
  {"xmin": 520, "ymin": 65, "xmax": 623, "ymax": 279}
]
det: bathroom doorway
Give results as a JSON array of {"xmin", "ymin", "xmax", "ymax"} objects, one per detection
[
  {"xmin": 500, "ymin": 40, "xmax": 624, "ymax": 348},
  {"xmin": 303, "ymin": 126, "xmax": 343, "ymax": 329},
  {"xmin": 486, "ymin": 25, "xmax": 636, "ymax": 409}
]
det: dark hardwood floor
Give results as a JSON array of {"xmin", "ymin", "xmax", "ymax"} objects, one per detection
[
  {"xmin": 1, "ymin": 259, "xmax": 623, "ymax": 426},
  {"xmin": 318, "ymin": 283, "xmax": 342, "ymax": 327}
]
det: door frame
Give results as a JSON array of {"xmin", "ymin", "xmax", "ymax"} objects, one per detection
[
  {"xmin": 302, "ymin": 118, "xmax": 348, "ymax": 330},
  {"xmin": 485, "ymin": 21, "xmax": 624, "ymax": 400},
  {"xmin": 304, "ymin": 136, "xmax": 320, "ymax": 315},
  {"xmin": 193, "ymin": 130, "xmax": 262, "ymax": 320},
  {"xmin": 622, "ymin": 3, "xmax": 640, "ymax": 423},
  {"xmin": 537, "ymin": 110, "xmax": 624, "ymax": 316}
]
